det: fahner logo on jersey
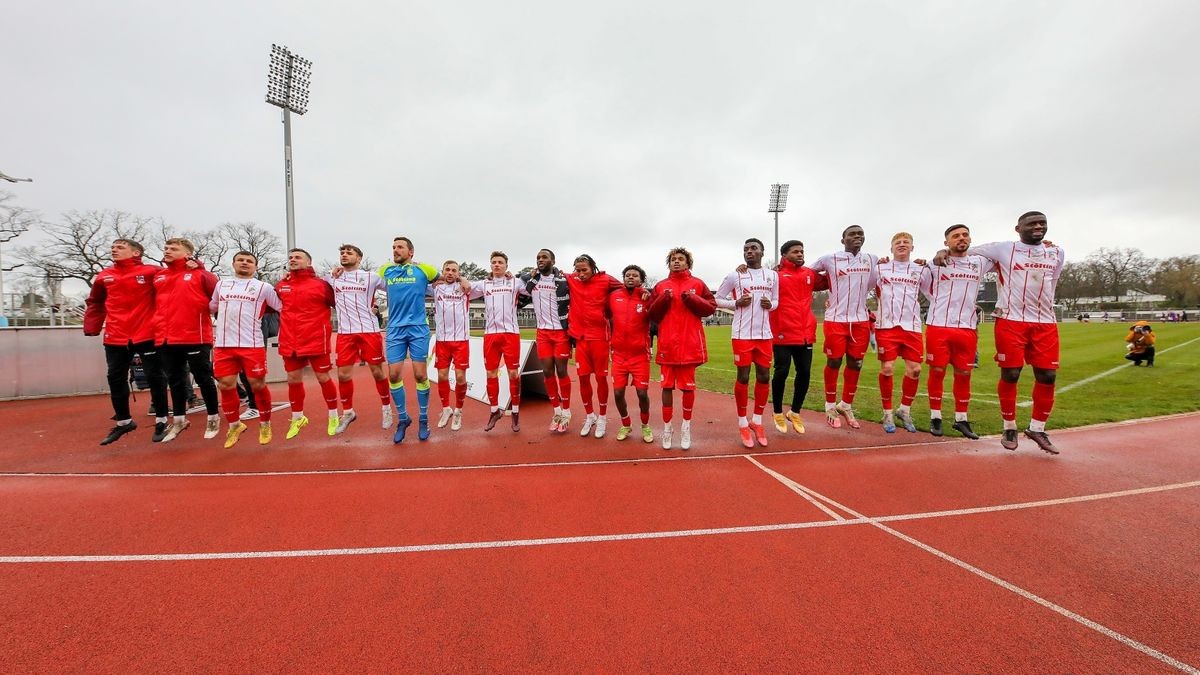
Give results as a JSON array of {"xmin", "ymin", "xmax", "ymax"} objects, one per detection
[{"xmin": 836, "ymin": 266, "xmax": 872, "ymax": 277}]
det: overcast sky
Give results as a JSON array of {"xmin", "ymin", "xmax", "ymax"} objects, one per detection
[{"xmin": 5, "ymin": 0, "xmax": 1200, "ymax": 291}]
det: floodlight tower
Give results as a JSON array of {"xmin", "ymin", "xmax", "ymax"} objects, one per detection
[
  {"xmin": 768, "ymin": 183, "xmax": 790, "ymax": 265},
  {"xmin": 264, "ymin": 44, "xmax": 312, "ymax": 251}
]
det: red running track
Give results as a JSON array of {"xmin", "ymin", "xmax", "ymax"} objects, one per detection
[{"xmin": 1, "ymin": 368, "xmax": 1197, "ymax": 672}]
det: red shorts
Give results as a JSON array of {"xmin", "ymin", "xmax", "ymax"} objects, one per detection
[
  {"xmin": 875, "ymin": 327, "xmax": 924, "ymax": 363},
  {"xmin": 822, "ymin": 321, "xmax": 871, "ymax": 360},
  {"xmin": 575, "ymin": 339, "xmax": 611, "ymax": 376},
  {"xmin": 484, "ymin": 333, "xmax": 521, "ymax": 371},
  {"xmin": 659, "ymin": 364, "xmax": 698, "ymax": 391},
  {"xmin": 282, "ymin": 352, "xmax": 333, "ymax": 374},
  {"xmin": 435, "ymin": 339, "xmax": 470, "ymax": 370},
  {"xmin": 994, "ymin": 318, "xmax": 1060, "ymax": 370},
  {"xmin": 336, "ymin": 332, "xmax": 385, "ymax": 367},
  {"xmin": 925, "ymin": 326, "xmax": 978, "ymax": 370},
  {"xmin": 612, "ymin": 350, "xmax": 651, "ymax": 389},
  {"xmin": 535, "ymin": 329, "xmax": 571, "ymax": 360},
  {"xmin": 213, "ymin": 347, "xmax": 268, "ymax": 379},
  {"xmin": 732, "ymin": 338, "xmax": 773, "ymax": 368}
]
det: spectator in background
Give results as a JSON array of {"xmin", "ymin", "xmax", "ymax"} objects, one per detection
[{"xmin": 1125, "ymin": 322, "xmax": 1156, "ymax": 366}]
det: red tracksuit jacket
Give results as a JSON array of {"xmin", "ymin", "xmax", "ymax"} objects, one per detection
[
  {"xmin": 770, "ymin": 259, "xmax": 828, "ymax": 345},
  {"xmin": 648, "ymin": 269, "xmax": 716, "ymax": 365},
  {"xmin": 83, "ymin": 257, "xmax": 162, "ymax": 346},
  {"xmin": 608, "ymin": 285, "xmax": 651, "ymax": 356},
  {"xmin": 153, "ymin": 258, "xmax": 219, "ymax": 346},
  {"xmin": 566, "ymin": 271, "xmax": 622, "ymax": 341},
  {"xmin": 275, "ymin": 268, "xmax": 335, "ymax": 357}
]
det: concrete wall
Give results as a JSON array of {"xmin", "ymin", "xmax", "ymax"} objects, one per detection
[{"xmin": 0, "ymin": 327, "xmax": 287, "ymax": 400}]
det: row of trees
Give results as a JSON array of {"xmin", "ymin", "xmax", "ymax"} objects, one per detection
[{"xmin": 1057, "ymin": 247, "xmax": 1200, "ymax": 309}]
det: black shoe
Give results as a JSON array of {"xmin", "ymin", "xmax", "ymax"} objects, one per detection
[
  {"xmin": 951, "ymin": 420, "xmax": 979, "ymax": 440},
  {"xmin": 1001, "ymin": 429, "xmax": 1019, "ymax": 450},
  {"xmin": 511, "ymin": 411, "xmax": 521, "ymax": 432},
  {"xmin": 484, "ymin": 410, "xmax": 504, "ymax": 432},
  {"xmin": 100, "ymin": 422, "xmax": 138, "ymax": 446},
  {"xmin": 1024, "ymin": 429, "xmax": 1059, "ymax": 455},
  {"xmin": 930, "ymin": 418, "xmax": 944, "ymax": 437},
  {"xmin": 151, "ymin": 421, "xmax": 169, "ymax": 442}
]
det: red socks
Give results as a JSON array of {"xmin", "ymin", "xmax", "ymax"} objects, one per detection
[
  {"xmin": 509, "ymin": 377, "xmax": 521, "ymax": 408},
  {"xmin": 221, "ymin": 387, "xmax": 241, "ymax": 424},
  {"xmin": 842, "ymin": 368, "xmax": 861, "ymax": 405},
  {"xmin": 319, "ymin": 378, "xmax": 339, "ymax": 411},
  {"xmin": 486, "ymin": 376, "xmax": 499, "ymax": 408},
  {"xmin": 681, "ymin": 390, "xmax": 695, "ymax": 421},
  {"xmin": 339, "ymin": 379, "xmax": 355, "ymax": 410},
  {"xmin": 437, "ymin": 379, "xmax": 451, "ymax": 407},
  {"xmin": 927, "ymin": 368, "xmax": 946, "ymax": 412},
  {"xmin": 374, "ymin": 377, "xmax": 391, "ymax": 404},
  {"xmin": 901, "ymin": 374, "xmax": 919, "ymax": 407},
  {"xmin": 455, "ymin": 381, "xmax": 467, "ymax": 408},
  {"xmin": 823, "ymin": 365, "xmax": 839, "ymax": 404},
  {"xmin": 596, "ymin": 377, "xmax": 609, "ymax": 415},
  {"xmin": 579, "ymin": 375, "xmax": 594, "ymax": 415},
  {"xmin": 879, "ymin": 373, "xmax": 894, "ymax": 410},
  {"xmin": 288, "ymin": 382, "xmax": 305, "ymax": 413},
  {"xmin": 1032, "ymin": 381, "xmax": 1055, "ymax": 422},
  {"xmin": 953, "ymin": 372, "xmax": 972, "ymax": 413},
  {"xmin": 544, "ymin": 375, "xmax": 560, "ymax": 408},
  {"xmin": 753, "ymin": 381, "xmax": 769, "ymax": 416},
  {"xmin": 998, "ymin": 379, "xmax": 1018, "ymax": 421},
  {"xmin": 663, "ymin": 405, "xmax": 673, "ymax": 424},
  {"xmin": 734, "ymin": 381, "xmax": 749, "ymax": 418},
  {"xmin": 557, "ymin": 376, "xmax": 572, "ymax": 407}
]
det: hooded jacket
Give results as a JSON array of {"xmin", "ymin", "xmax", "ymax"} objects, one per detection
[
  {"xmin": 648, "ymin": 269, "xmax": 716, "ymax": 365},
  {"xmin": 276, "ymin": 267, "xmax": 335, "ymax": 357},
  {"xmin": 770, "ymin": 258, "xmax": 828, "ymax": 345},
  {"xmin": 566, "ymin": 271, "xmax": 622, "ymax": 341},
  {"xmin": 83, "ymin": 256, "xmax": 162, "ymax": 346},
  {"xmin": 153, "ymin": 258, "xmax": 219, "ymax": 345},
  {"xmin": 608, "ymin": 284, "xmax": 652, "ymax": 355}
]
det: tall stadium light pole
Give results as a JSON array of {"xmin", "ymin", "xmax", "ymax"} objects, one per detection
[
  {"xmin": 768, "ymin": 183, "xmax": 790, "ymax": 266},
  {"xmin": 265, "ymin": 44, "xmax": 312, "ymax": 252}
]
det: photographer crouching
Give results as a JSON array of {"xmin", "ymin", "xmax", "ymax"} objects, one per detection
[{"xmin": 1125, "ymin": 321, "xmax": 1156, "ymax": 367}]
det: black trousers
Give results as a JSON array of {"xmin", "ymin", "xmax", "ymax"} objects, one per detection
[
  {"xmin": 772, "ymin": 343, "xmax": 814, "ymax": 414},
  {"xmin": 1125, "ymin": 346, "xmax": 1155, "ymax": 365},
  {"xmin": 161, "ymin": 344, "xmax": 219, "ymax": 416},
  {"xmin": 104, "ymin": 341, "xmax": 169, "ymax": 422}
]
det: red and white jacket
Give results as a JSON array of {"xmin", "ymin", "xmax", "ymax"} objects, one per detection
[
  {"xmin": 648, "ymin": 269, "xmax": 716, "ymax": 366},
  {"xmin": 153, "ymin": 258, "xmax": 219, "ymax": 346},
  {"xmin": 83, "ymin": 256, "xmax": 162, "ymax": 346},
  {"xmin": 276, "ymin": 268, "xmax": 335, "ymax": 357}
]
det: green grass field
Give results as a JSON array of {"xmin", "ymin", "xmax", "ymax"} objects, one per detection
[{"xmin": 692, "ymin": 322, "xmax": 1200, "ymax": 436}]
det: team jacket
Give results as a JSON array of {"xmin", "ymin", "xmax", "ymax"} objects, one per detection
[
  {"xmin": 770, "ymin": 259, "xmax": 827, "ymax": 345},
  {"xmin": 275, "ymin": 268, "xmax": 335, "ymax": 357},
  {"xmin": 648, "ymin": 269, "xmax": 716, "ymax": 365},
  {"xmin": 566, "ymin": 271, "xmax": 623, "ymax": 341},
  {"xmin": 608, "ymin": 285, "xmax": 652, "ymax": 355},
  {"xmin": 83, "ymin": 256, "xmax": 162, "ymax": 346},
  {"xmin": 152, "ymin": 258, "xmax": 219, "ymax": 346}
]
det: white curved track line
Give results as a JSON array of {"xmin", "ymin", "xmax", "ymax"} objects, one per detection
[
  {"xmin": 3, "ymin": 479, "xmax": 1196, "ymax": 565},
  {"xmin": 776, "ymin": 479, "xmax": 1200, "ymax": 674}
]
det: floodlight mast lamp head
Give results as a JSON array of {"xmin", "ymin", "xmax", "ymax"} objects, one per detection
[
  {"xmin": 768, "ymin": 183, "xmax": 789, "ymax": 213},
  {"xmin": 265, "ymin": 44, "xmax": 311, "ymax": 115}
]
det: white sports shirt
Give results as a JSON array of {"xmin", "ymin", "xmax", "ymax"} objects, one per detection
[
  {"xmin": 969, "ymin": 241, "xmax": 1064, "ymax": 324},
  {"xmin": 875, "ymin": 260, "xmax": 924, "ymax": 333},
  {"xmin": 921, "ymin": 255, "xmax": 995, "ymax": 329},
  {"xmin": 209, "ymin": 277, "xmax": 283, "ymax": 348},
  {"xmin": 430, "ymin": 282, "xmax": 478, "ymax": 342},
  {"xmin": 327, "ymin": 269, "xmax": 385, "ymax": 335},
  {"xmin": 808, "ymin": 251, "xmax": 879, "ymax": 323},
  {"xmin": 472, "ymin": 276, "xmax": 525, "ymax": 335},
  {"xmin": 715, "ymin": 268, "xmax": 779, "ymax": 340}
]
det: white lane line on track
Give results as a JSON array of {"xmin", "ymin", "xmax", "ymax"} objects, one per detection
[
  {"xmin": 776, "ymin": 479, "xmax": 1200, "ymax": 674},
  {"xmin": 0, "ymin": 439, "xmax": 958, "ymax": 479},
  {"xmin": 1016, "ymin": 335, "xmax": 1200, "ymax": 408},
  {"xmin": 743, "ymin": 456, "xmax": 848, "ymax": 521},
  {"xmin": 3, "ymin": 480, "xmax": 1196, "ymax": 565}
]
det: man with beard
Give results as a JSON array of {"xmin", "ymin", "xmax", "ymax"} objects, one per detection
[{"xmin": 521, "ymin": 249, "xmax": 573, "ymax": 432}]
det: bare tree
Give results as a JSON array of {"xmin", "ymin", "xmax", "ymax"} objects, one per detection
[
  {"xmin": 141, "ymin": 219, "xmax": 234, "ymax": 271},
  {"xmin": 15, "ymin": 209, "xmax": 157, "ymax": 287},
  {"xmin": 1086, "ymin": 247, "xmax": 1152, "ymax": 302},
  {"xmin": 219, "ymin": 222, "xmax": 285, "ymax": 281},
  {"xmin": 1054, "ymin": 261, "xmax": 1104, "ymax": 312}
]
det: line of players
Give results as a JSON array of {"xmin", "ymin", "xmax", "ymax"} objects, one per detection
[{"xmin": 86, "ymin": 210, "xmax": 1062, "ymax": 454}]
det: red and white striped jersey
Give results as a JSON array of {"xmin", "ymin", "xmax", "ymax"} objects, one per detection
[
  {"xmin": 715, "ymin": 268, "xmax": 779, "ymax": 340},
  {"xmin": 209, "ymin": 277, "xmax": 282, "ymax": 348},
  {"xmin": 528, "ymin": 274, "xmax": 565, "ymax": 330},
  {"xmin": 875, "ymin": 261, "xmax": 924, "ymax": 333},
  {"xmin": 809, "ymin": 251, "xmax": 878, "ymax": 323},
  {"xmin": 430, "ymin": 283, "xmax": 478, "ymax": 342},
  {"xmin": 473, "ymin": 276, "xmax": 523, "ymax": 334},
  {"xmin": 326, "ymin": 269, "xmax": 385, "ymax": 335},
  {"xmin": 921, "ymin": 255, "xmax": 994, "ymax": 328},
  {"xmin": 970, "ymin": 241, "xmax": 1064, "ymax": 324}
]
